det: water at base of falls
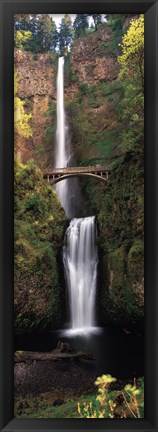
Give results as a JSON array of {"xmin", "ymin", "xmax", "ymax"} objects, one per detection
[
  {"xmin": 61, "ymin": 327, "xmax": 101, "ymax": 337},
  {"xmin": 63, "ymin": 216, "xmax": 98, "ymax": 334}
]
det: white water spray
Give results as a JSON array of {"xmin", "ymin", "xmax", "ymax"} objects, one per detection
[{"xmin": 63, "ymin": 217, "xmax": 98, "ymax": 334}]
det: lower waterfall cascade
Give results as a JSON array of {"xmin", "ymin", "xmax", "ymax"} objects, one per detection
[{"xmin": 63, "ymin": 216, "xmax": 98, "ymax": 334}]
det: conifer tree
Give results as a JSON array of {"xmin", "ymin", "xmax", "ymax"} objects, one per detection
[
  {"xmin": 92, "ymin": 14, "xmax": 102, "ymax": 31},
  {"xmin": 38, "ymin": 15, "xmax": 57, "ymax": 52},
  {"xmin": 73, "ymin": 14, "xmax": 89, "ymax": 38},
  {"xmin": 58, "ymin": 14, "xmax": 72, "ymax": 55}
]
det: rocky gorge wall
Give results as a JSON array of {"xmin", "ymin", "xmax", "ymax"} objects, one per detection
[
  {"xmin": 14, "ymin": 22, "xmax": 144, "ymax": 333},
  {"xmin": 14, "ymin": 25, "xmax": 119, "ymax": 167},
  {"xmin": 14, "ymin": 159, "xmax": 67, "ymax": 334}
]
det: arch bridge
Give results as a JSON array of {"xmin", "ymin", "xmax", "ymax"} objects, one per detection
[{"xmin": 43, "ymin": 166, "xmax": 110, "ymax": 185}]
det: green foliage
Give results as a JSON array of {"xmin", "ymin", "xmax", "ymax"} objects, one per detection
[
  {"xmin": 78, "ymin": 83, "xmax": 100, "ymax": 107},
  {"xmin": 117, "ymin": 16, "xmax": 144, "ymax": 156},
  {"xmin": 58, "ymin": 14, "xmax": 73, "ymax": 55},
  {"xmin": 65, "ymin": 100, "xmax": 89, "ymax": 150},
  {"xmin": 14, "ymin": 14, "xmax": 58, "ymax": 53},
  {"xmin": 78, "ymin": 83, "xmax": 91, "ymax": 96},
  {"xmin": 117, "ymin": 80, "xmax": 144, "ymax": 155},
  {"xmin": 99, "ymin": 39, "xmax": 117, "ymax": 57},
  {"xmin": 70, "ymin": 73, "xmax": 79, "ymax": 84},
  {"xmin": 128, "ymin": 240, "xmax": 144, "ymax": 283},
  {"xmin": 64, "ymin": 52, "xmax": 73, "ymax": 87},
  {"xmin": 38, "ymin": 15, "xmax": 57, "ymax": 52},
  {"xmin": 92, "ymin": 14, "xmax": 102, "ymax": 31},
  {"xmin": 14, "ymin": 72, "xmax": 32, "ymax": 138},
  {"xmin": 42, "ymin": 99, "xmax": 56, "ymax": 164},
  {"xmin": 15, "ymin": 394, "xmax": 97, "ymax": 418},
  {"xmin": 78, "ymin": 375, "xmax": 144, "ymax": 418},
  {"xmin": 106, "ymin": 14, "xmax": 127, "ymax": 54},
  {"xmin": 99, "ymin": 80, "xmax": 123, "ymax": 97},
  {"xmin": 73, "ymin": 14, "xmax": 89, "ymax": 38},
  {"xmin": 15, "ymin": 376, "xmax": 144, "ymax": 419},
  {"xmin": 14, "ymin": 29, "xmax": 32, "ymax": 49},
  {"xmin": 118, "ymin": 16, "xmax": 144, "ymax": 85},
  {"xmin": 14, "ymin": 158, "xmax": 67, "ymax": 333},
  {"xmin": 86, "ymin": 129, "xmax": 119, "ymax": 162},
  {"xmin": 81, "ymin": 151, "xmax": 144, "ymax": 327},
  {"xmin": 32, "ymin": 52, "xmax": 39, "ymax": 61},
  {"xmin": 86, "ymin": 64, "xmax": 95, "ymax": 76}
]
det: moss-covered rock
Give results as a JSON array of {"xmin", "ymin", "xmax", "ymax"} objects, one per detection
[
  {"xmin": 128, "ymin": 240, "xmax": 144, "ymax": 307},
  {"xmin": 81, "ymin": 153, "xmax": 144, "ymax": 329},
  {"xmin": 14, "ymin": 158, "xmax": 67, "ymax": 334}
]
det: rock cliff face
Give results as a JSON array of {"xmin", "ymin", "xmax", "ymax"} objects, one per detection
[
  {"xmin": 15, "ymin": 50, "xmax": 56, "ymax": 165},
  {"xmin": 14, "ymin": 25, "xmax": 119, "ymax": 168},
  {"xmin": 15, "ymin": 50, "xmax": 56, "ymax": 98},
  {"xmin": 71, "ymin": 27, "xmax": 119, "ymax": 84}
]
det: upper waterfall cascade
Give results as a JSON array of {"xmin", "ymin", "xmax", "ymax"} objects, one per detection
[
  {"xmin": 55, "ymin": 56, "xmax": 81, "ymax": 218},
  {"xmin": 55, "ymin": 56, "xmax": 69, "ymax": 215}
]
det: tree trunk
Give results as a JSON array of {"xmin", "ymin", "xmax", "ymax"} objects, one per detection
[{"xmin": 14, "ymin": 349, "xmax": 94, "ymax": 363}]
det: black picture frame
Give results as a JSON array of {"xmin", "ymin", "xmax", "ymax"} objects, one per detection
[{"xmin": 0, "ymin": 0, "xmax": 157, "ymax": 431}]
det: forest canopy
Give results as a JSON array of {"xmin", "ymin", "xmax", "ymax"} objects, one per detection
[{"xmin": 14, "ymin": 14, "xmax": 130, "ymax": 55}]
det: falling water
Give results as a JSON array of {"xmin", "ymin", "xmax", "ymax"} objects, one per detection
[
  {"xmin": 63, "ymin": 217, "xmax": 98, "ymax": 334},
  {"xmin": 55, "ymin": 56, "xmax": 81, "ymax": 218},
  {"xmin": 55, "ymin": 56, "xmax": 69, "ymax": 215},
  {"xmin": 55, "ymin": 58, "xmax": 98, "ymax": 334},
  {"xmin": 56, "ymin": 57, "xmax": 65, "ymax": 168}
]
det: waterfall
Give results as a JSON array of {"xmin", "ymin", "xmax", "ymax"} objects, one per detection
[
  {"xmin": 63, "ymin": 217, "xmax": 98, "ymax": 334},
  {"xmin": 55, "ymin": 58, "xmax": 98, "ymax": 335},
  {"xmin": 56, "ymin": 57, "xmax": 65, "ymax": 168},
  {"xmin": 55, "ymin": 56, "xmax": 82, "ymax": 218},
  {"xmin": 55, "ymin": 56, "xmax": 69, "ymax": 216}
]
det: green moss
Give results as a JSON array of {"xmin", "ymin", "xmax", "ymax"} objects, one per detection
[
  {"xmin": 71, "ymin": 73, "xmax": 79, "ymax": 83},
  {"xmin": 109, "ymin": 246, "xmax": 126, "ymax": 292},
  {"xmin": 14, "ymin": 158, "xmax": 67, "ymax": 334},
  {"xmin": 128, "ymin": 240, "xmax": 144, "ymax": 284},
  {"xmin": 81, "ymin": 152, "xmax": 144, "ymax": 328},
  {"xmin": 32, "ymin": 53, "xmax": 39, "ymax": 61}
]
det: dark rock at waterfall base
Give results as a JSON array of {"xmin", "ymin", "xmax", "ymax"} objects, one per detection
[
  {"xmin": 57, "ymin": 340, "xmax": 72, "ymax": 353},
  {"xmin": 53, "ymin": 398, "xmax": 64, "ymax": 406}
]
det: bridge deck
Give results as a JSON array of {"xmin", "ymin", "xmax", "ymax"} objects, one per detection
[
  {"xmin": 43, "ymin": 166, "xmax": 110, "ymax": 177},
  {"xmin": 43, "ymin": 166, "xmax": 110, "ymax": 184}
]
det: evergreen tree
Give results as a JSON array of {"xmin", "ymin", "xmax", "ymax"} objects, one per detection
[
  {"xmin": 14, "ymin": 14, "xmax": 58, "ymax": 53},
  {"xmin": 58, "ymin": 14, "xmax": 72, "ymax": 55},
  {"xmin": 73, "ymin": 14, "xmax": 89, "ymax": 38},
  {"xmin": 14, "ymin": 14, "xmax": 30, "ymax": 31},
  {"xmin": 92, "ymin": 14, "xmax": 102, "ymax": 31},
  {"xmin": 38, "ymin": 15, "xmax": 57, "ymax": 52}
]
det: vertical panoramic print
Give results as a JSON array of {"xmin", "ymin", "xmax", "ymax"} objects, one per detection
[{"xmin": 14, "ymin": 13, "xmax": 144, "ymax": 418}]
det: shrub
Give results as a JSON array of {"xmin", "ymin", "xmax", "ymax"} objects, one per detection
[{"xmin": 78, "ymin": 374, "xmax": 144, "ymax": 418}]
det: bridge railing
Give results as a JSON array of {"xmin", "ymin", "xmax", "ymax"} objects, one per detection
[
  {"xmin": 43, "ymin": 166, "xmax": 110, "ymax": 176},
  {"xmin": 43, "ymin": 166, "xmax": 111, "ymax": 184}
]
